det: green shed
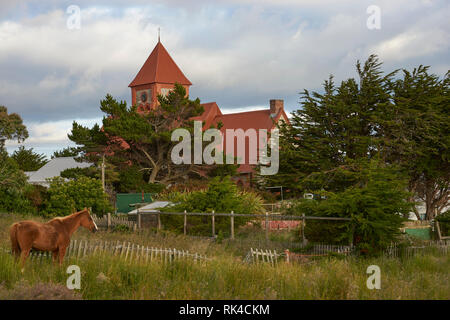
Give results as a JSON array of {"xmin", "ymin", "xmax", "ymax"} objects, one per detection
[
  {"xmin": 404, "ymin": 227, "xmax": 431, "ymax": 240},
  {"xmin": 116, "ymin": 193, "xmax": 153, "ymax": 214}
]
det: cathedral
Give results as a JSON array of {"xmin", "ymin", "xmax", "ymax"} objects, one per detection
[{"xmin": 129, "ymin": 40, "xmax": 289, "ymax": 185}]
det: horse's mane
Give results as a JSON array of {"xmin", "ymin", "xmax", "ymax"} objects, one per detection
[{"xmin": 50, "ymin": 208, "xmax": 88, "ymax": 223}]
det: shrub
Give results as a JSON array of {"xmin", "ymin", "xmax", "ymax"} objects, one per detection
[
  {"xmin": 43, "ymin": 176, "xmax": 113, "ymax": 216},
  {"xmin": 115, "ymin": 166, "xmax": 164, "ymax": 194},
  {"xmin": 160, "ymin": 176, "xmax": 264, "ymax": 236},
  {"xmin": 112, "ymin": 224, "xmax": 131, "ymax": 233},
  {"xmin": 287, "ymin": 161, "xmax": 412, "ymax": 254},
  {"xmin": 436, "ymin": 211, "xmax": 450, "ymax": 237}
]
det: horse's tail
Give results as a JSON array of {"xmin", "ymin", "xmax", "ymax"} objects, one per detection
[{"xmin": 9, "ymin": 223, "xmax": 21, "ymax": 257}]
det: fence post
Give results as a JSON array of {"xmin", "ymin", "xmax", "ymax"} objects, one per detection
[
  {"xmin": 301, "ymin": 213, "xmax": 306, "ymax": 245},
  {"xmin": 183, "ymin": 210, "xmax": 187, "ymax": 236},
  {"xmin": 265, "ymin": 212, "xmax": 269, "ymax": 242},
  {"xmin": 284, "ymin": 249, "xmax": 290, "ymax": 264},
  {"xmin": 436, "ymin": 220, "xmax": 442, "ymax": 240},
  {"xmin": 212, "ymin": 210, "xmax": 215, "ymax": 238},
  {"xmin": 157, "ymin": 212, "xmax": 161, "ymax": 233},
  {"xmin": 230, "ymin": 210, "xmax": 235, "ymax": 240},
  {"xmin": 107, "ymin": 212, "xmax": 111, "ymax": 231},
  {"xmin": 137, "ymin": 207, "xmax": 141, "ymax": 230}
]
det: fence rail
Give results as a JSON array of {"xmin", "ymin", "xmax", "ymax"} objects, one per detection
[{"xmin": 124, "ymin": 208, "xmax": 352, "ymax": 243}]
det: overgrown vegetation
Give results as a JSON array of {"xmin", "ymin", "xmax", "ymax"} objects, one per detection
[
  {"xmin": 264, "ymin": 56, "xmax": 449, "ymax": 221},
  {"xmin": 0, "ymin": 213, "xmax": 448, "ymax": 300},
  {"xmin": 286, "ymin": 160, "xmax": 412, "ymax": 254},
  {"xmin": 43, "ymin": 176, "xmax": 112, "ymax": 216},
  {"xmin": 159, "ymin": 176, "xmax": 264, "ymax": 236}
]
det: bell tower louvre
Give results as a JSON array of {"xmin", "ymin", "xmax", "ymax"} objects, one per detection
[{"xmin": 128, "ymin": 40, "xmax": 192, "ymax": 111}]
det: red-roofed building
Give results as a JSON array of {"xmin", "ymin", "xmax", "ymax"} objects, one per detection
[{"xmin": 130, "ymin": 40, "xmax": 289, "ymax": 185}]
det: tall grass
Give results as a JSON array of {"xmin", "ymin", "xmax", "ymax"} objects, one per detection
[{"xmin": 0, "ymin": 212, "xmax": 448, "ymax": 300}]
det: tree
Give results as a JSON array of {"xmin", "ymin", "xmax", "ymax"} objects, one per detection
[
  {"xmin": 383, "ymin": 67, "xmax": 449, "ymax": 219},
  {"xmin": 52, "ymin": 146, "xmax": 81, "ymax": 158},
  {"xmin": 43, "ymin": 176, "xmax": 112, "ymax": 217},
  {"xmin": 69, "ymin": 83, "xmax": 206, "ymax": 184},
  {"xmin": 11, "ymin": 146, "xmax": 48, "ymax": 171},
  {"xmin": 0, "ymin": 106, "xmax": 28, "ymax": 149},
  {"xmin": 0, "ymin": 148, "xmax": 27, "ymax": 192},
  {"xmin": 0, "ymin": 149, "xmax": 33, "ymax": 213},
  {"xmin": 161, "ymin": 176, "xmax": 264, "ymax": 235},
  {"xmin": 264, "ymin": 56, "xmax": 449, "ymax": 221},
  {"xmin": 264, "ymin": 55, "xmax": 397, "ymax": 195},
  {"xmin": 287, "ymin": 160, "xmax": 411, "ymax": 253}
]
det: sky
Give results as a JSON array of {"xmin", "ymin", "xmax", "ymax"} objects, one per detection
[{"xmin": 1, "ymin": 0, "xmax": 449, "ymax": 157}]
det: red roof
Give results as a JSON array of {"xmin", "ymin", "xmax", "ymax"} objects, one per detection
[
  {"xmin": 191, "ymin": 106, "xmax": 289, "ymax": 174},
  {"xmin": 129, "ymin": 41, "xmax": 192, "ymax": 87}
]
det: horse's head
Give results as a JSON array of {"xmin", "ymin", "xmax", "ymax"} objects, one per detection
[{"xmin": 79, "ymin": 207, "xmax": 98, "ymax": 233}]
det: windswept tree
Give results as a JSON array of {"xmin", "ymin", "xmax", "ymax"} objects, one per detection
[
  {"xmin": 11, "ymin": 146, "xmax": 48, "ymax": 171},
  {"xmin": 0, "ymin": 106, "xmax": 28, "ymax": 149},
  {"xmin": 265, "ymin": 55, "xmax": 398, "ymax": 195},
  {"xmin": 0, "ymin": 107, "xmax": 29, "ymax": 209},
  {"xmin": 385, "ymin": 67, "xmax": 450, "ymax": 219},
  {"xmin": 264, "ymin": 55, "xmax": 449, "ymax": 220},
  {"xmin": 69, "ymin": 83, "xmax": 206, "ymax": 184},
  {"xmin": 52, "ymin": 146, "xmax": 81, "ymax": 158}
]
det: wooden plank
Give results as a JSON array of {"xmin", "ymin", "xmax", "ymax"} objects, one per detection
[
  {"xmin": 83, "ymin": 240, "xmax": 88, "ymax": 257},
  {"xmin": 125, "ymin": 242, "xmax": 131, "ymax": 261},
  {"xmin": 77, "ymin": 240, "xmax": 83, "ymax": 259}
]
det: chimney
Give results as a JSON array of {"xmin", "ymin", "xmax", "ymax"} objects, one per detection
[{"xmin": 270, "ymin": 99, "xmax": 284, "ymax": 116}]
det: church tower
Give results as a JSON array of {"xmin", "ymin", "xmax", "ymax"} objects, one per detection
[{"xmin": 129, "ymin": 40, "xmax": 192, "ymax": 111}]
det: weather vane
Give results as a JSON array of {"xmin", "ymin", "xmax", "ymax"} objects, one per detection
[{"xmin": 158, "ymin": 27, "xmax": 160, "ymax": 42}]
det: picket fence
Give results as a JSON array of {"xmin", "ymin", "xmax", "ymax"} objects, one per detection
[
  {"xmin": 93, "ymin": 214, "xmax": 136, "ymax": 230},
  {"xmin": 246, "ymin": 240, "xmax": 450, "ymax": 266},
  {"xmin": 383, "ymin": 240, "xmax": 450, "ymax": 258},
  {"xmin": 244, "ymin": 248, "xmax": 282, "ymax": 266},
  {"xmin": 26, "ymin": 239, "xmax": 208, "ymax": 263},
  {"xmin": 245, "ymin": 243, "xmax": 352, "ymax": 266}
]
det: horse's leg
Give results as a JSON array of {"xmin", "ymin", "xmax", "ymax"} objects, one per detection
[
  {"xmin": 19, "ymin": 246, "xmax": 31, "ymax": 272},
  {"xmin": 58, "ymin": 246, "xmax": 67, "ymax": 266},
  {"xmin": 52, "ymin": 250, "xmax": 59, "ymax": 265}
]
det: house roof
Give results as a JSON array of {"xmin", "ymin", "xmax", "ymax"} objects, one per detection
[
  {"xmin": 128, "ymin": 201, "xmax": 173, "ymax": 214},
  {"xmin": 27, "ymin": 157, "xmax": 92, "ymax": 185},
  {"xmin": 128, "ymin": 41, "xmax": 192, "ymax": 87}
]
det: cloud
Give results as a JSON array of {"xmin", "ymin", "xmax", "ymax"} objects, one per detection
[
  {"xmin": 0, "ymin": 0, "xmax": 449, "ymax": 154},
  {"xmin": 5, "ymin": 117, "xmax": 102, "ymax": 156}
]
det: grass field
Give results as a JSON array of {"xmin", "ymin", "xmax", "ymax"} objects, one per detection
[{"xmin": 0, "ymin": 213, "xmax": 449, "ymax": 300}]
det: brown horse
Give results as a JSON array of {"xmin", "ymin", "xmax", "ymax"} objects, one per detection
[{"xmin": 9, "ymin": 208, "xmax": 98, "ymax": 268}]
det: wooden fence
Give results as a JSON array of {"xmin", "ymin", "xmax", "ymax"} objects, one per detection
[
  {"xmin": 131, "ymin": 209, "xmax": 352, "ymax": 243},
  {"xmin": 246, "ymin": 240, "xmax": 450, "ymax": 266},
  {"xmin": 245, "ymin": 243, "xmax": 352, "ymax": 265},
  {"xmin": 244, "ymin": 248, "xmax": 282, "ymax": 266},
  {"xmin": 93, "ymin": 214, "xmax": 137, "ymax": 231},
  {"xmin": 383, "ymin": 240, "xmax": 450, "ymax": 258},
  {"xmin": 26, "ymin": 239, "xmax": 208, "ymax": 264}
]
